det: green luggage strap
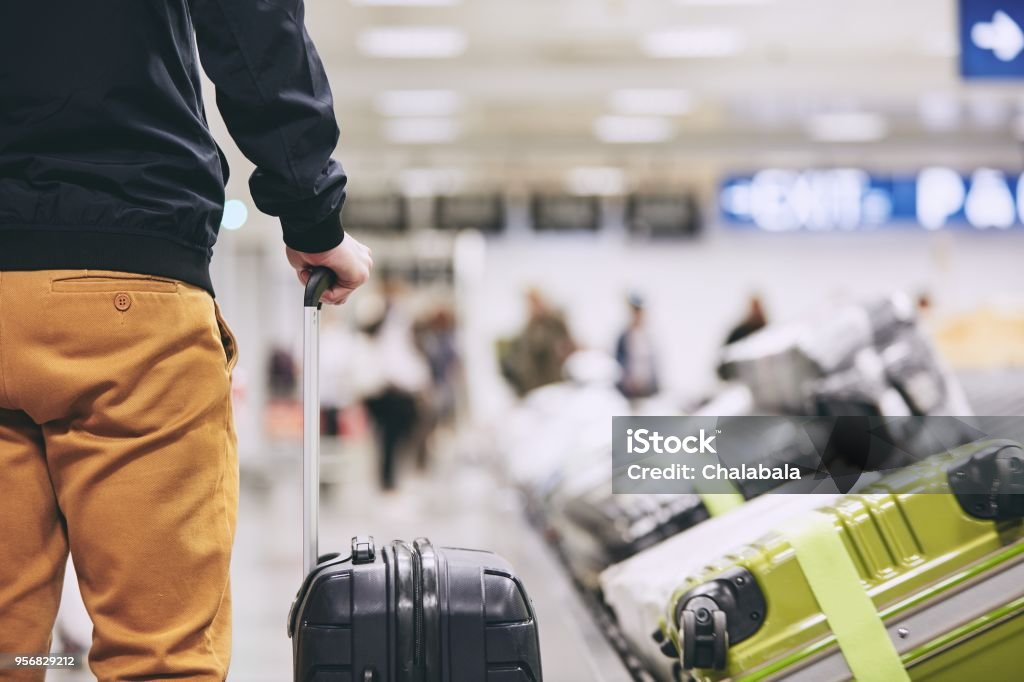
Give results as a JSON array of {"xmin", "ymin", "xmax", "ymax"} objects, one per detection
[
  {"xmin": 693, "ymin": 469, "xmax": 745, "ymax": 516},
  {"xmin": 697, "ymin": 491, "xmax": 745, "ymax": 517},
  {"xmin": 787, "ymin": 512, "xmax": 910, "ymax": 682}
]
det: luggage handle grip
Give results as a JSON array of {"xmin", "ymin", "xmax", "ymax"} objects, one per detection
[{"xmin": 304, "ymin": 267, "xmax": 337, "ymax": 308}]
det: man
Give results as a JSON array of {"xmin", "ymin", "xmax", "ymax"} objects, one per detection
[
  {"xmin": 498, "ymin": 289, "xmax": 574, "ymax": 396},
  {"xmin": 351, "ymin": 279, "xmax": 430, "ymax": 491},
  {"xmin": 0, "ymin": 1, "xmax": 371, "ymax": 679},
  {"xmin": 615, "ymin": 293, "xmax": 660, "ymax": 401},
  {"xmin": 724, "ymin": 295, "xmax": 768, "ymax": 347}
]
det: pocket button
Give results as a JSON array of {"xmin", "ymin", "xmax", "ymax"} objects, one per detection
[{"xmin": 114, "ymin": 293, "xmax": 132, "ymax": 312}]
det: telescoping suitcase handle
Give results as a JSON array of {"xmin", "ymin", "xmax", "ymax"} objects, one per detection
[{"xmin": 303, "ymin": 267, "xmax": 337, "ymax": 577}]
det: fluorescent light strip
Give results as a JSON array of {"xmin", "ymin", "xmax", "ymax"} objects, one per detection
[
  {"xmin": 676, "ymin": 0, "xmax": 773, "ymax": 5},
  {"xmin": 384, "ymin": 118, "xmax": 461, "ymax": 144},
  {"xmin": 567, "ymin": 167, "xmax": 626, "ymax": 196},
  {"xmin": 594, "ymin": 116, "xmax": 674, "ymax": 144},
  {"xmin": 352, "ymin": 0, "xmax": 459, "ymax": 5},
  {"xmin": 358, "ymin": 27, "xmax": 467, "ymax": 59},
  {"xmin": 919, "ymin": 93, "xmax": 961, "ymax": 132},
  {"xmin": 642, "ymin": 28, "xmax": 744, "ymax": 58},
  {"xmin": 806, "ymin": 113, "xmax": 888, "ymax": 143},
  {"xmin": 399, "ymin": 168, "xmax": 466, "ymax": 197},
  {"xmin": 609, "ymin": 89, "xmax": 693, "ymax": 116},
  {"xmin": 375, "ymin": 90, "xmax": 462, "ymax": 117}
]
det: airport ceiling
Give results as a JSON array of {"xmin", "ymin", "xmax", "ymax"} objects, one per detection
[{"xmin": 206, "ymin": 0, "xmax": 1024, "ymax": 190}]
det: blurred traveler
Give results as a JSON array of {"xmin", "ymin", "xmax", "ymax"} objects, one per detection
[
  {"xmin": 413, "ymin": 306, "xmax": 462, "ymax": 468},
  {"xmin": 498, "ymin": 289, "xmax": 576, "ymax": 396},
  {"xmin": 615, "ymin": 293, "xmax": 660, "ymax": 400},
  {"xmin": 719, "ymin": 295, "xmax": 769, "ymax": 380},
  {"xmin": 352, "ymin": 281, "xmax": 431, "ymax": 490},
  {"xmin": 320, "ymin": 315, "xmax": 359, "ymax": 438},
  {"xmin": 725, "ymin": 294, "xmax": 769, "ymax": 346},
  {"xmin": 917, "ymin": 292, "xmax": 933, "ymax": 315},
  {"xmin": 415, "ymin": 307, "xmax": 461, "ymax": 425},
  {"xmin": 269, "ymin": 346, "xmax": 300, "ymax": 399},
  {"xmin": 0, "ymin": 2, "xmax": 371, "ymax": 679}
]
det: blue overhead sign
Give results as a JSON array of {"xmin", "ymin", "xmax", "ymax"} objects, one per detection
[
  {"xmin": 720, "ymin": 168, "xmax": 1024, "ymax": 232},
  {"xmin": 960, "ymin": 1, "xmax": 1024, "ymax": 79}
]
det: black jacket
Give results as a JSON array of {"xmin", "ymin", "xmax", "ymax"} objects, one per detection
[{"xmin": 0, "ymin": 0, "xmax": 347, "ymax": 294}]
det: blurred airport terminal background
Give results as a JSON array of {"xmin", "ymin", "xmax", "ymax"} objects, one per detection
[{"xmin": 51, "ymin": 0, "xmax": 1024, "ymax": 679}]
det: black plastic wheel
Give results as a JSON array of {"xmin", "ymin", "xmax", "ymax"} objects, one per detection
[
  {"xmin": 681, "ymin": 609, "xmax": 697, "ymax": 670},
  {"xmin": 712, "ymin": 610, "xmax": 729, "ymax": 670},
  {"xmin": 679, "ymin": 596, "xmax": 730, "ymax": 671}
]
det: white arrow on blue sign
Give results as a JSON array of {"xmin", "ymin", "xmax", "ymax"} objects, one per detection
[
  {"xmin": 961, "ymin": 1, "xmax": 1024, "ymax": 78},
  {"xmin": 972, "ymin": 10, "xmax": 1024, "ymax": 61}
]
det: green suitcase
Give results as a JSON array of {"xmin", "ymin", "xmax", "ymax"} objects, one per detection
[{"xmin": 656, "ymin": 439, "xmax": 1024, "ymax": 682}]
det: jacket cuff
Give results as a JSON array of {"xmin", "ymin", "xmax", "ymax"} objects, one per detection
[{"xmin": 281, "ymin": 211, "xmax": 345, "ymax": 253}]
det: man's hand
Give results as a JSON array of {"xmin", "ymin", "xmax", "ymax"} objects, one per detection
[{"xmin": 287, "ymin": 235, "xmax": 373, "ymax": 305}]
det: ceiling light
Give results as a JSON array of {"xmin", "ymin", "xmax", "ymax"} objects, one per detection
[
  {"xmin": 398, "ymin": 168, "xmax": 466, "ymax": 197},
  {"xmin": 676, "ymin": 0, "xmax": 773, "ymax": 5},
  {"xmin": 918, "ymin": 93, "xmax": 961, "ymax": 132},
  {"xmin": 641, "ymin": 28, "xmax": 744, "ymax": 58},
  {"xmin": 806, "ymin": 112, "xmax": 888, "ymax": 142},
  {"xmin": 351, "ymin": 0, "xmax": 459, "ymax": 5},
  {"xmin": 968, "ymin": 97, "xmax": 1010, "ymax": 129},
  {"xmin": 358, "ymin": 27, "xmax": 467, "ymax": 59},
  {"xmin": 384, "ymin": 118, "xmax": 461, "ymax": 144},
  {"xmin": 567, "ymin": 167, "xmax": 626, "ymax": 196},
  {"xmin": 221, "ymin": 199, "xmax": 249, "ymax": 231},
  {"xmin": 609, "ymin": 89, "xmax": 693, "ymax": 116},
  {"xmin": 594, "ymin": 116, "xmax": 675, "ymax": 144},
  {"xmin": 375, "ymin": 90, "xmax": 462, "ymax": 117}
]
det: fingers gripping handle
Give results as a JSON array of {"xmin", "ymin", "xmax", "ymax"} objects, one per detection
[
  {"xmin": 304, "ymin": 267, "xmax": 337, "ymax": 308},
  {"xmin": 303, "ymin": 267, "xmax": 334, "ymax": 577}
]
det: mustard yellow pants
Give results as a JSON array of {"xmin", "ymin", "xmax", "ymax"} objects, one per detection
[{"xmin": 0, "ymin": 271, "xmax": 239, "ymax": 681}]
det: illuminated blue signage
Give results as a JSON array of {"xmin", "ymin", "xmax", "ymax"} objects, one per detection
[
  {"xmin": 720, "ymin": 168, "xmax": 1024, "ymax": 232},
  {"xmin": 960, "ymin": 1, "xmax": 1024, "ymax": 79}
]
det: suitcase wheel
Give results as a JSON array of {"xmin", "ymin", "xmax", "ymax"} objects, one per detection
[{"xmin": 680, "ymin": 599, "xmax": 729, "ymax": 670}]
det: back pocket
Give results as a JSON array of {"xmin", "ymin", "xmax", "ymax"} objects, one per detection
[{"xmin": 51, "ymin": 274, "xmax": 179, "ymax": 294}]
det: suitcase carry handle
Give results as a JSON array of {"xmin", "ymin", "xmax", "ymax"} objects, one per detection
[
  {"xmin": 304, "ymin": 267, "xmax": 336, "ymax": 309},
  {"xmin": 303, "ymin": 266, "xmax": 337, "ymax": 577}
]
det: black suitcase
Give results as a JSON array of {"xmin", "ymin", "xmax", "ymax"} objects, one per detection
[
  {"xmin": 288, "ymin": 269, "xmax": 544, "ymax": 682},
  {"xmin": 289, "ymin": 536, "xmax": 542, "ymax": 682},
  {"xmin": 551, "ymin": 477, "xmax": 708, "ymax": 591},
  {"xmin": 560, "ymin": 487, "xmax": 708, "ymax": 567}
]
